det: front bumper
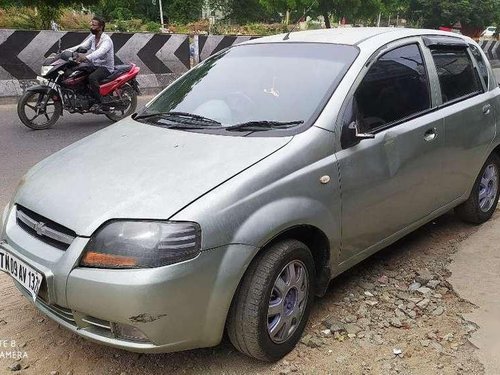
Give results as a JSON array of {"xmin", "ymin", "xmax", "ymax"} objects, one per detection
[{"xmin": 3, "ymin": 239, "xmax": 257, "ymax": 353}]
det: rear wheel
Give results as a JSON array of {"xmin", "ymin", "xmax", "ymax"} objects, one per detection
[
  {"xmin": 227, "ymin": 239, "xmax": 315, "ymax": 361},
  {"xmin": 455, "ymin": 153, "xmax": 500, "ymax": 224},
  {"xmin": 17, "ymin": 91, "xmax": 62, "ymax": 130},
  {"xmin": 105, "ymin": 84, "xmax": 137, "ymax": 122}
]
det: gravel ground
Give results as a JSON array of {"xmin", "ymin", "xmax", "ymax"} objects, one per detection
[{"xmin": 0, "ymin": 210, "xmax": 488, "ymax": 375}]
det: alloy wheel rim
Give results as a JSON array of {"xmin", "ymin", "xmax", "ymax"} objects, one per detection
[
  {"xmin": 267, "ymin": 260, "xmax": 308, "ymax": 344},
  {"xmin": 110, "ymin": 90, "xmax": 132, "ymax": 117},
  {"xmin": 24, "ymin": 92, "xmax": 56, "ymax": 126},
  {"xmin": 479, "ymin": 163, "xmax": 498, "ymax": 212}
]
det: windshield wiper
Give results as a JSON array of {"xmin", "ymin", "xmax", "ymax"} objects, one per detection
[
  {"xmin": 134, "ymin": 111, "xmax": 221, "ymax": 126},
  {"xmin": 152, "ymin": 122, "xmax": 217, "ymax": 130},
  {"xmin": 225, "ymin": 120, "xmax": 304, "ymax": 132}
]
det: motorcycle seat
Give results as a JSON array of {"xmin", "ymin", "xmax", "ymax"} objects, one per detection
[{"xmin": 100, "ymin": 64, "xmax": 133, "ymax": 84}]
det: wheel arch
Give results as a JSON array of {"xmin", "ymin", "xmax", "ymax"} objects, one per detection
[
  {"xmin": 260, "ymin": 225, "xmax": 332, "ymax": 297},
  {"xmin": 491, "ymin": 143, "xmax": 500, "ymax": 160},
  {"xmin": 227, "ymin": 197, "xmax": 337, "ymax": 297}
]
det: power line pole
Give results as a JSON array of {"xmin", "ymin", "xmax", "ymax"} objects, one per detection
[
  {"xmin": 159, "ymin": 0, "xmax": 165, "ymax": 28},
  {"xmin": 153, "ymin": 0, "xmax": 165, "ymax": 29}
]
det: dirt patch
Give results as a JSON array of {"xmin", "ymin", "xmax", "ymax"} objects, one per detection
[{"xmin": 0, "ymin": 211, "xmax": 487, "ymax": 374}]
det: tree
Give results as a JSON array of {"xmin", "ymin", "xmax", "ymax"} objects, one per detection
[
  {"xmin": 259, "ymin": 0, "xmax": 315, "ymax": 24},
  {"xmin": 316, "ymin": 0, "xmax": 380, "ymax": 27},
  {"xmin": 164, "ymin": 0, "xmax": 204, "ymax": 23},
  {"xmin": 94, "ymin": 0, "xmax": 205, "ymax": 24},
  {"xmin": 228, "ymin": 0, "xmax": 275, "ymax": 23},
  {"xmin": 93, "ymin": 0, "xmax": 159, "ymax": 23},
  {"xmin": 408, "ymin": 0, "xmax": 500, "ymax": 29}
]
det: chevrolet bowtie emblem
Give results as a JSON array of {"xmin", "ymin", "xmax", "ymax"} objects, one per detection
[{"xmin": 34, "ymin": 221, "xmax": 45, "ymax": 236}]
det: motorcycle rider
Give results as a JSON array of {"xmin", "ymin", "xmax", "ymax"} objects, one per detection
[{"xmin": 66, "ymin": 16, "xmax": 114, "ymax": 110}]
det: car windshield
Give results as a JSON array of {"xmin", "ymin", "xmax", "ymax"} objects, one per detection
[{"xmin": 137, "ymin": 43, "xmax": 359, "ymax": 134}]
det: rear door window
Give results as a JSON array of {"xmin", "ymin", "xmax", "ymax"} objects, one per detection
[
  {"xmin": 354, "ymin": 43, "xmax": 431, "ymax": 132},
  {"xmin": 430, "ymin": 48, "xmax": 483, "ymax": 103}
]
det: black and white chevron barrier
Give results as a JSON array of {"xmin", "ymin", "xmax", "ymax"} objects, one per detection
[
  {"xmin": 195, "ymin": 35, "xmax": 260, "ymax": 63},
  {"xmin": 1, "ymin": 30, "xmax": 499, "ymax": 99},
  {"xmin": 0, "ymin": 29, "xmax": 191, "ymax": 98},
  {"xmin": 478, "ymin": 40, "xmax": 500, "ymax": 67}
]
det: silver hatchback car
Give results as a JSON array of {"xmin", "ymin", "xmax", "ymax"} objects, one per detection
[{"xmin": 1, "ymin": 28, "xmax": 500, "ymax": 361}]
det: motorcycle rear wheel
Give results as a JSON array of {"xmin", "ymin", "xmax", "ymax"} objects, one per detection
[
  {"xmin": 17, "ymin": 91, "xmax": 62, "ymax": 130},
  {"xmin": 105, "ymin": 84, "xmax": 137, "ymax": 122}
]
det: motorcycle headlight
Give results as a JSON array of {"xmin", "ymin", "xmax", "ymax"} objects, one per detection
[
  {"xmin": 80, "ymin": 221, "xmax": 201, "ymax": 269},
  {"xmin": 40, "ymin": 66, "xmax": 52, "ymax": 77}
]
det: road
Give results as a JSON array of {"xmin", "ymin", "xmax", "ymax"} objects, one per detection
[{"xmin": 0, "ymin": 99, "xmax": 498, "ymax": 374}]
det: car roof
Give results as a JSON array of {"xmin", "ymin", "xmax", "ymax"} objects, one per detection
[{"xmin": 241, "ymin": 27, "xmax": 472, "ymax": 48}]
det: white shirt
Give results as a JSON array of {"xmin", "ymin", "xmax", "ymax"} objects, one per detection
[{"xmin": 68, "ymin": 33, "xmax": 115, "ymax": 73}]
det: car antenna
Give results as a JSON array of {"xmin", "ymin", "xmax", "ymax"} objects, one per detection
[{"xmin": 283, "ymin": 1, "xmax": 317, "ymax": 41}]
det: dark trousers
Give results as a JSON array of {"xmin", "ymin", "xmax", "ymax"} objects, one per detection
[{"xmin": 88, "ymin": 67, "xmax": 111, "ymax": 103}]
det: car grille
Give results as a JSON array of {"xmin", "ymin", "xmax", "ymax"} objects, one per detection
[
  {"xmin": 16, "ymin": 205, "xmax": 76, "ymax": 250},
  {"xmin": 16, "ymin": 281, "xmax": 114, "ymax": 338},
  {"xmin": 37, "ymin": 297, "xmax": 112, "ymax": 334},
  {"xmin": 38, "ymin": 298, "xmax": 76, "ymax": 325},
  {"xmin": 81, "ymin": 316, "xmax": 112, "ymax": 332}
]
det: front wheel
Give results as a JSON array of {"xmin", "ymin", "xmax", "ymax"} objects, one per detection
[
  {"xmin": 227, "ymin": 239, "xmax": 315, "ymax": 361},
  {"xmin": 455, "ymin": 153, "xmax": 500, "ymax": 224},
  {"xmin": 17, "ymin": 90, "xmax": 62, "ymax": 130},
  {"xmin": 105, "ymin": 84, "xmax": 137, "ymax": 122}
]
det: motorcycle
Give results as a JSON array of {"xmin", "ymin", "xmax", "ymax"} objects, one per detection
[{"xmin": 17, "ymin": 49, "xmax": 141, "ymax": 130}]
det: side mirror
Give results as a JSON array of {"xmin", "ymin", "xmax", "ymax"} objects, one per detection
[
  {"xmin": 350, "ymin": 121, "xmax": 375, "ymax": 139},
  {"xmin": 341, "ymin": 121, "xmax": 375, "ymax": 149},
  {"xmin": 340, "ymin": 96, "xmax": 375, "ymax": 149}
]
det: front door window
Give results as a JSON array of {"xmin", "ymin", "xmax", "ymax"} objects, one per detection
[{"xmin": 354, "ymin": 44, "xmax": 431, "ymax": 132}]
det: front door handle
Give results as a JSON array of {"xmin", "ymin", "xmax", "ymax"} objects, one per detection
[
  {"xmin": 483, "ymin": 104, "xmax": 492, "ymax": 115},
  {"xmin": 424, "ymin": 128, "xmax": 437, "ymax": 142}
]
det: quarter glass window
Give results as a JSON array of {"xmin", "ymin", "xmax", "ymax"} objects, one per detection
[{"xmin": 469, "ymin": 44, "xmax": 489, "ymax": 89}]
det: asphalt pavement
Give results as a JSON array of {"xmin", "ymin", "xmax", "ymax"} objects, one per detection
[{"xmin": 0, "ymin": 96, "xmax": 151, "ymax": 210}]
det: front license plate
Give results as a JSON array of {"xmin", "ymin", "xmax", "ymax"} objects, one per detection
[{"xmin": 0, "ymin": 249, "xmax": 42, "ymax": 301}]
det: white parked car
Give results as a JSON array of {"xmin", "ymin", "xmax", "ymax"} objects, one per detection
[{"xmin": 481, "ymin": 26, "xmax": 497, "ymax": 38}]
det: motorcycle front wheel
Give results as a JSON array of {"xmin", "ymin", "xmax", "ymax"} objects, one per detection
[
  {"xmin": 105, "ymin": 84, "xmax": 138, "ymax": 122},
  {"xmin": 17, "ymin": 91, "xmax": 62, "ymax": 130}
]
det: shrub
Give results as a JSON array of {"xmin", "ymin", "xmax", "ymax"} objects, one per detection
[
  {"xmin": 142, "ymin": 21, "xmax": 161, "ymax": 32},
  {"xmin": 0, "ymin": 7, "xmax": 41, "ymax": 30},
  {"xmin": 126, "ymin": 18, "xmax": 143, "ymax": 31},
  {"xmin": 58, "ymin": 9, "xmax": 92, "ymax": 30}
]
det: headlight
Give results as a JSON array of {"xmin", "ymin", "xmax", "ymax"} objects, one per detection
[
  {"xmin": 40, "ymin": 66, "xmax": 52, "ymax": 77},
  {"xmin": 80, "ymin": 221, "xmax": 201, "ymax": 269}
]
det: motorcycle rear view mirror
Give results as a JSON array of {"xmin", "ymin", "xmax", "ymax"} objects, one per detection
[{"xmin": 60, "ymin": 50, "xmax": 74, "ymax": 61}]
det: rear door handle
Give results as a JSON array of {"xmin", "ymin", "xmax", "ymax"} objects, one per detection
[
  {"xmin": 424, "ymin": 128, "xmax": 437, "ymax": 142},
  {"xmin": 483, "ymin": 104, "xmax": 492, "ymax": 115}
]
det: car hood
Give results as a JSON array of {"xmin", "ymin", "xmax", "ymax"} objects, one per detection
[{"xmin": 14, "ymin": 119, "xmax": 292, "ymax": 236}]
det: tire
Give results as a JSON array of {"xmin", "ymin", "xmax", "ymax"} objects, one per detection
[
  {"xmin": 227, "ymin": 239, "xmax": 315, "ymax": 362},
  {"xmin": 17, "ymin": 90, "xmax": 62, "ymax": 130},
  {"xmin": 455, "ymin": 153, "xmax": 500, "ymax": 224},
  {"xmin": 105, "ymin": 84, "xmax": 138, "ymax": 122}
]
